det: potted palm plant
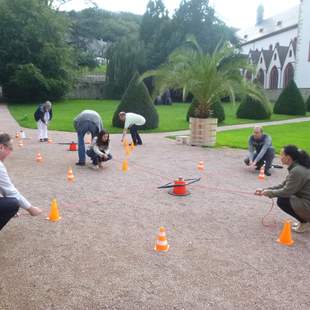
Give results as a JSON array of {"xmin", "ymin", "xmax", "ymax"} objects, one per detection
[{"xmin": 142, "ymin": 38, "xmax": 266, "ymax": 146}]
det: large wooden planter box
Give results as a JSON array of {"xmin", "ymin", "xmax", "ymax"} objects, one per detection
[{"xmin": 189, "ymin": 117, "xmax": 218, "ymax": 146}]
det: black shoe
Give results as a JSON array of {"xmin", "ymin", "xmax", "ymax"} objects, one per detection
[
  {"xmin": 265, "ymin": 170, "xmax": 271, "ymax": 176},
  {"xmin": 137, "ymin": 142, "xmax": 143, "ymax": 145},
  {"xmin": 39, "ymin": 139, "xmax": 44, "ymax": 142},
  {"xmin": 75, "ymin": 162, "xmax": 85, "ymax": 166},
  {"xmin": 43, "ymin": 138, "xmax": 48, "ymax": 142}
]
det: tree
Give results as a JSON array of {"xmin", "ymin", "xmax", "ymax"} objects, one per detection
[
  {"xmin": 274, "ymin": 80, "xmax": 306, "ymax": 115},
  {"xmin": 142, "ymin": 38, "xmax": 267, "ymax": 119},
  {"xmin": 0, "ymin": 0, "xmax": 74, "ymax": 101},
  {"xmin": 172, "ymin": 0, "xmax": 238, "ymax": 54},
  {"xmin": 105, "ymin": 37, "xmax": 146, "ymax": 99},
  {"xmin": 237, "ymin": 95, "xmax": 271, "ymax": 119},
  {"xmin": 305, "ymin": 95, "xmax": 310, "ymax": 112},
  {"xmin": 112, "ymin": 72, "xmax": 159, "ymax": 129}
]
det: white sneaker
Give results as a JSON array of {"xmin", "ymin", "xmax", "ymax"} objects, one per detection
[
  {"xmin": 292, "ymin": 222, "xmax": 310, "ymax": 233},
  {"xmin": 91, "ymin": 165, "xmax": 99, "ymax": 170}
]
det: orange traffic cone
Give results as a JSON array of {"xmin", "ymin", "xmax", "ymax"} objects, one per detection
[
  {"xmin": 15, "ymin": 132, "xmax": 20, "ymax": 139},
  {"xmin": 48, "ymin": 139, "xmax": 53, "ymax": 144},
  {"xmin": 154, "ymin": 227, "xmax": 170, "ymax": 252},
  {"xmin": 67, "ymin": 167, "xmax": 75, "ymax": 182},
  {"xmin": 197, "ymin": 161, "xmax": 204, "ymax": 171},
  {"xmin": 122, "ymin": 159, "xmax": 128, "ymax": 172},
  {"xmin": 125, "ymin": 145, "xmax": 131, "ymax": 156},
  {"xmin": 258, "ymin": 166, "xmax": 265, "ymax": 180},
  {"xmin": 123, "ymin": 139, "xmax": 129, "ymax": 148},
  {"xmin": 47, "ymin": 199, "xmax": 61, "ymax": 222},
  {"xmin": 18, "ymin": 140, "xmax": 24, "ymax": 147},
  {"xmin": 277, "ymin": 220, "xmax": 294, "ymax": 246},
  {"xmin": 36, "ymin": 152, "xmax": 43, "ymax": 162}
]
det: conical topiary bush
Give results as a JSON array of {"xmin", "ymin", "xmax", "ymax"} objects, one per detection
[
  {"xmin": 306, "ymin": 95, "xmax": 310, "ymax": 112},
  {"xmin": 237, "ymin": 95, "xmax": 271, "ymax": 119},
  {"xmin": 112, "ymin": 72, "xmax": 159, "ymax": 129},
  {"xmin": 273, "ymin": 79, "xmax": 306, "ymax": 115}
]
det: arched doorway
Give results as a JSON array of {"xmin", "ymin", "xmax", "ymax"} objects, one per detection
[
  {"xmin": 269, "ymin": 66, "xmax": 278, "ymax": 89},
  {"xmin": 257, "ymin": 69, "xmax": 264, "ymax": 87},
  {"xmin": 283, "ymin": 63, "xmax": 294, "ymax": 88},
  {"xmin": 245, "ymin": 70, "xmax": 252, "ymax": 81}
]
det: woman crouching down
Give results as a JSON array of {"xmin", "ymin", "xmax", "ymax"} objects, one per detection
[{"xmin": 255, "ymin": 145, "xmax": 310, "ymax": 233}]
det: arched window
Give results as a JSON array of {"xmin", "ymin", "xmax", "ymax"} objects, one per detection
[
  {"xmin": 257, "ymin": 69, "xmax": 264, "ymax": 86},
  {"xmin": 245, "ymin": 70, "xmax": 252, "ymax": 81},
  {"xmin": 269, "ymin": 66, "xmax": 279, "ymax": 89},
  {"xmin": 283, "ymin": 63, "xmax": 294, "ymax": 88}
]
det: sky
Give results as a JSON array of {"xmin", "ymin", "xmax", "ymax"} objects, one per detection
[{"xmin": 61, "ymin": 0, "xmax": 300, "ymax": 29}]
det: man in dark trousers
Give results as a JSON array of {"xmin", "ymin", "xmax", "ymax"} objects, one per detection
[
  {"xmin": 244, "ymin": 126, "xmax": 275, "ymax": 176},
  {"xmin": 73, "ymin": 110, "xmax": 103, "ymax": 166},
  {"xmin": 0, "ymin": 133, "xmax": 42, "ymax": 231}
]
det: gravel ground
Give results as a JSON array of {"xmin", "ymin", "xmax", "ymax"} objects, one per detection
[{"xmin": 1, "ymin": 104, "xmax": 310, "ymax": 310}]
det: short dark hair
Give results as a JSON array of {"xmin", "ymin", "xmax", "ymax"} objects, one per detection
[{"xmin": 0, "ymin": 132, "xmax": 11, "ymax": 145}]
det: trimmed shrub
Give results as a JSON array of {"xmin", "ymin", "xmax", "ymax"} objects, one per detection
[
  {"xmin": 186, "ymin": 98, "xmax": 225, "ymax": 123},
  {"xmin": 112, "ymin": 72, "xmax": 159, "ymax": 129},
  {"xmin": 306, "ymin": 95, "xmax": 310, "ymax": 112},
  {"xmin": 273, "ymin": 79, "xmax": 306, "ymax": 115},
  {"xmin": 237, "ymin": 95, "xmax": 272, "ymax": 119}
]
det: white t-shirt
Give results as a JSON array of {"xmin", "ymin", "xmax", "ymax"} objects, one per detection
[{"xmin": 124, "ymin": 113, "xmax": 146, "ymax": 129}]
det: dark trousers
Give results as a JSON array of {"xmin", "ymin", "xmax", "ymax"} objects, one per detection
[
  {"xmin": 0, "ymin": 198, "xmax": 19, "ymax": 231},
  {"xmin": 130, "ymin": 125, "xmax": 142, "ymax": 145},
  {"xmin": 277, "ymin": 197, "xmax": 305, "ymax": 223},
  {"xmin": 77, "ymin": 121, "xmax": 99, "ymax": 164},
  {"xmin": 244, "ymin": 147, "xmax": 275, "ymax": 171},
  {"xmin": 86, "ymin": 149, "xmax": 112, "ymax": 165}
]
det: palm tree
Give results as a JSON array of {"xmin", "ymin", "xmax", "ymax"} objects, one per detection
[{"xmin": 142, "ymin": 38, "xmax": 267, "ymax": 119}]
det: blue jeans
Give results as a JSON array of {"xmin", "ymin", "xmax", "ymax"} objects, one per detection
[
  {"xmin": 86, "ymin": 149, "xmax": 112, "ymax": 165},
  {"xmin": 76, "ymin": 121, "xmax": 99, "ymax": 163}
]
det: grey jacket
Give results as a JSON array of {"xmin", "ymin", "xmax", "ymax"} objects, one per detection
[
  {"xmin": 73, "ymin": 110, "xmax": 103, "ymax": 132},
  {"xmin": 264, "ymin": 162, "xmax": 310, "ymax": 221}
]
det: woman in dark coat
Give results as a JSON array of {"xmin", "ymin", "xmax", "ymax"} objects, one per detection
[{"xmin": 255, "ymin": 145, "xmax": 310, "ymax": 233}]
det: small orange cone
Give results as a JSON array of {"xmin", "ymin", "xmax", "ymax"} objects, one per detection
[
  {"xmin": 48, "ymin": 139, "xmax": 53, "ymax": 144},
  {"xmin": 122, "ymin": 159, "xmax": 128, "ymax": 172},
  {"xmin": 18, "ymin": 140, "xmax": 24, "ymax": 147},
  {"xmin": 67, "ymin": 167, "xmax": 75, "ymax": 182},
  {"xmin": 125, "ymin": 145, "xmax": 131, "ymax": 156},
  {"xmin": 277, "ymin": 220, "xmax": 294, "ymax": 246},
  {"xmin": 47, "ymin": 199, "xmax": 61, "ymax": 222},
  {"xmin": 258, "ymin": 166, "xmax": 265, "ymax": 180},
  {"xmin": 197, "ymin": 161, "xmax": 204, "ymax": 171},
  {"xmin": 36, "ymin": 152, "xmax": 43, "ymax": 162},
  {"xmin": 154, "ymin": 227, "xmax": 170, "ymax": 252},
  {"xmin": 15, "ymin": 132, "xmax": 20, "ymax": 139}
]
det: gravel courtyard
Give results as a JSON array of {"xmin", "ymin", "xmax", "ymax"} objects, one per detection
[{"xmin": 1, "ymin": 104, "xmax": 310, "ymax": 310}]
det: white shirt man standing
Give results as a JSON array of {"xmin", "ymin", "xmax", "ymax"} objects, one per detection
[{"xmin": 119, "ymin": 112, "xmax": 146, "ymax": 145}]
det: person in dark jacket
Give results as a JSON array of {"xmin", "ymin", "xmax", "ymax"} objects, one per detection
[
  {"xmin": 34, "ymin": 101, "xmax": 53, "ymax": 142},
  {"xmin": 73, "ymin": 110, "xmax": 103, "ymax": 166},
  {"xmin": 244, "ymin": 126, "xmax": 275, "ymax": 176},
  {"xmin": 255, "ymin": 145, "xmax": 310, "ymax": 233}
]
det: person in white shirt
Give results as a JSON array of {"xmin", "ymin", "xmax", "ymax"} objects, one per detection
[
  {"xmin": 34, "ymin": 101, "xmax": 53, "ymax": 142},
  {"xmin": 0, "ymin": 133, "xmax": 42, "ymax": 231},
  {"xmin": 119, "ymin": 112, "xmax": 146, "ymax": 145}
]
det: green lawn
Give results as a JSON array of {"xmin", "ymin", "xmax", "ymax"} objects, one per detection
[
  {"xmin": 8, "ymin": 99, "xmax": 310, "ymax": 133},
  {"xmin": 217, "ymin": 122, "xmax": 310, "ymax": 154}
]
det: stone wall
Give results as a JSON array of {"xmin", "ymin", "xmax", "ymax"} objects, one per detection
[
  {"xmin": 264, "ymin": 88, "xmax": 310, "ymax": 102},
  {"xmin": 66, "ymin": 81, "xmax": 106, "ymax": 99}
]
